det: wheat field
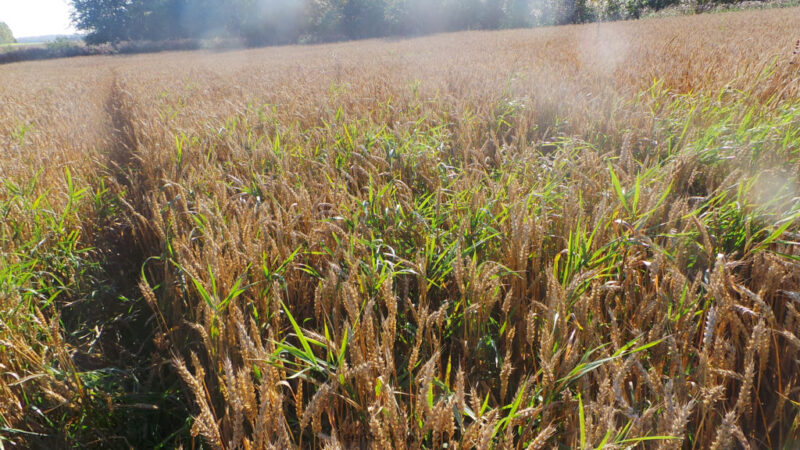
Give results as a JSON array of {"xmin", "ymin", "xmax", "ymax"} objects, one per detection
[{"xmin": 1, "ymin": 7, "xmax": 800, "ymax": 449}]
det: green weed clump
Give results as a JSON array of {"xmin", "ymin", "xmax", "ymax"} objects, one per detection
[{"xmin": 1, "ymin": 7, "xmax": 800, "ymax": 448}]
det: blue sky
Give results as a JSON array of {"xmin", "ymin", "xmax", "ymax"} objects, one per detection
[{"xmin": 0, "ymin": 0, "xmax": 76, "ymax": 38}]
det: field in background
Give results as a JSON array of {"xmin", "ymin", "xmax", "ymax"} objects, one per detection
[
  {"xmin": 1, "ymin": 7, "xmax": 799, "ymax": 448},
  {"xmin": 0, "ymin": 42, "xmax": 37, "ymax": 51}
]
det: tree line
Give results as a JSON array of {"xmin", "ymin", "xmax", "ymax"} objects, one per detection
[
  {"xmin": 71, "ymin": 0, "xmax": 688, "ymax": 46},
  {"xmin": 0, "ymin": 22, "xmax": 15, "ymax": 44}
]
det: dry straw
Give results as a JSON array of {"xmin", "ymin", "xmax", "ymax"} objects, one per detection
[{"xmin": 1, "ymin": 6, "xmax": 800, "ymax": 448}]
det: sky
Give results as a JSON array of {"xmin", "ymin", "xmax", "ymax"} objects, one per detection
[{"xmin": 0, "ymin": 0, "xmax": 76, "ymax": 38}]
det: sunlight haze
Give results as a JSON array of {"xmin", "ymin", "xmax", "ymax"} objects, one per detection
[{"xmin": 0, "ymin": 0, "xmax": 76, "ymax": 38}]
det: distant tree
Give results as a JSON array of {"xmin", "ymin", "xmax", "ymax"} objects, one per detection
[
  {"xmin": 443, "ymin": 0, "xmax": 482, "ymax": 30},
  {"xmin": 71, "ymin": 0, "xmax": 133, "ymax": 43},
  {"xmin": 72, "ymin": 0, "xmax": 191, "ymax": 43},
  {"xmin": 383, "ymin": 0, "xmax": 413, "ymax": 34},
  {"xmin": 129, "ymin": 0, "xmax": 187, "ymax": 41},
  {"xmin": 481, "ymin": 0, "xmax": 505, "ymax": 29},
  {"xmin": 384, "ymin": 0, "xmax": 446, "ymax": 35},
  {"xmin": 0, "ymin": 21, "xmax": 16, "ymax": 44},
  {"xmin": 341, "ymin": 0, "xmax": 387, "ymax": 39},
  {"xmin": 503, "ymin": 0, "xmax": 532, "ymax": 28},
  {"xmin": 234, "ymin": 0, "xmax": 307, "ymax": 45},
  {"xmin": 177, "ymin": 0, "xmax": 233, "ymax": 40},
  {"xmin": 72, "ymin": 0, "xmax": 307, "ymax": 45},
  {"xmin": 573, "ymin": 0, "xmax": 593, "ymax": 22},
  {"xmin": 304, "ymin": 0, "xmax": 345, "ymax": 41},
  {"xmin": 65, "ymin": 0, "xmax": 682, "ymax": 49},
  {"xmin": 643, "ymin": 0, "xmax": 680, "ymax": 10}
]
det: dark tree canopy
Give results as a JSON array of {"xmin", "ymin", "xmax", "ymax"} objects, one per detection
[
  {"xmin": 0, "ymin": 21, "xmax": 15, "ymax": 44},
  {"xmin": 71, "ymin": 0, "xmax": 187, "ymax": 44},
  {"xmin": 70, "ymin": 0, "xmax": 683, "ymax": 46},
  {"xmin": 71, "ymin": 0, "xmax": 308, "ymax": 45}
]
